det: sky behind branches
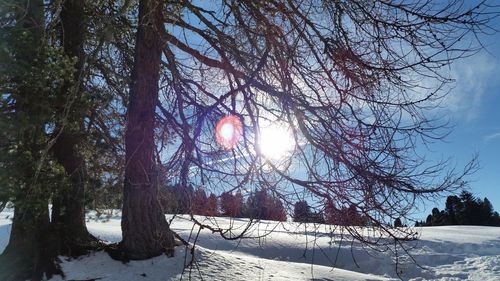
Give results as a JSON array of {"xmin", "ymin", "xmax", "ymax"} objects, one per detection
[
  {"xmin": 160, "ymin": 1, "xmax": 500, "ymax": 222},
  {"xmin": 415, "ymin": 15, "xmax": 500, "ymax": 218}
]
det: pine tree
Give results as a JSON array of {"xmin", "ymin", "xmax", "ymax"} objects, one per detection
[
  {"xmin": 481, "ymin": 198, "xmax": 494, "ymax": 225},
  {"xmin": 221, "ymin": 192, "xmax": 243, "ymax": 217},
  {"xmin": 192, "ymin": 188, "xmax": 208, "ymax": 215},
  {"xmin": 422, "ymin": 192, "xmax": 500, "ymax": 227},
  {"xmin": 206, "ymin": 193, "xmax": 219, "ymax": 217},
  {"xmin": 445, "ymin": 195, "xmax": 462, "ymax": 225},
  {"xmin": 293, "ymin": 201, "xmax": 311, "ymax": 223},
  {"xmin": 0, "ymin": 0, "xmax": 73, "ymax": 278},
  {"xmin": 50, "ymin": 0, "xmax": 99, "ymax": 257},
  {"xmin": 243, "ymin": 189, "xmax": 286, "ymax": 221},
  {"xmin": 234, "ymin": 191, "xmax": 244, "ymax": 218},
  {"xmin": 245, "ymin": 189, "xmax": 267, "ymax": 220},
  {"xmin": 268, "ymin": 198, "xmax": 287, "ymax": 222}
]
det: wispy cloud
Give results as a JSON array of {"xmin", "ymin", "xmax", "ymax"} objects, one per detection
[
  {"xmin": 483, "ymin": 132, "xmax": 500, "ymax": 143},
  {"xmin": 444, "ymin": 52, "xmax": 499, "ymax": 122}
]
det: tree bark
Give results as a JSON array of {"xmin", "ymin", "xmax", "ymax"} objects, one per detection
[
  {"xmin": 118, "ymin": 0, "xmax": 175, "ymax": 260},
  {"xmin": 51, "ymin": 133, "xmax": 97, "ymax": 256},
  {"xmin": 0, "ymin": 1, "xmax": 62, "ymax": 280},
  {"xmin": 0, "ymin": 205, "xmax": 60, "ymax": 281},
  {"xmin": 50, "ymin": 0, "xmax": 97, "ymax": 257}
]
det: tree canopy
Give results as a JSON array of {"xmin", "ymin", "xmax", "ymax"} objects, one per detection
[
  {"xmin": 0, "ymin": 0, "xmax": 498, "ymax": 279},
  {"xmin": 154, "ymin": 0, "xmax": 490, "ymax": 241}
]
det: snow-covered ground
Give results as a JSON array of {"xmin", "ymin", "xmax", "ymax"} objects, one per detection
[{"xmin": 1, "ymin": 209, "xmax": 500, "ymax": 280}]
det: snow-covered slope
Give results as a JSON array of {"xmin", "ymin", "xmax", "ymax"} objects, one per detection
[{"xmin": 1, "ymin": 209, "xmax": 500, "ymax": 280}]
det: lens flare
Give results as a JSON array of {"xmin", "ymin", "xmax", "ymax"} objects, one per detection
[{"xmin": 215, "ymin": 115, "xmax": 242, "ymax": 149}]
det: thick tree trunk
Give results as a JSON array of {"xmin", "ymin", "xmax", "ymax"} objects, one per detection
[
  {"xmin": 51, "ymin": 133, "xmax": 97, "ymax": 256},
  {"xmin": 0, "ymin": 1, "xmax": 61, "ymax": 280},
  {"xmin": 50, "ymin": 0, "xmax": 98, "ymax": 257},
  {"xmin": 0, "ymin": 205, "xmax": 60, "ymax": 281},
  {"xmin": 117, "ymin": 0, "xmax": 175, "ymax": 260}
]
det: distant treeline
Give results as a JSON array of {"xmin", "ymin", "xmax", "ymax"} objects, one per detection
[
  {"xmin": 159, "ymin": 185, "xmax": 286, "ymax": 222},
  {"xmin": 292, "ymin": 200, "xmax": 368, "ymax": 226},
  {"xmin": 161, "ymin": 185, "xmax": 500, "ymax": 228},
  {"xmin": 416, "ymin": 191, "xmax": 500, "ymax": 227},
  {"xmin": 159, "ymin": 185, "xmax": 369, "ymax": 225}
]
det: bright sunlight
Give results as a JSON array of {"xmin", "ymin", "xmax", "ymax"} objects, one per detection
[{"xmin": 258, "ymin": 123, "xmax": 295, "ymax": 160}]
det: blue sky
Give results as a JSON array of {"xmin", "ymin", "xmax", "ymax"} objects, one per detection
[
  {"xmin": 416, "ymin": 17, "xmax": 500, "ymax": 218},
  {"xmin": 164, "ymin": 2, "xmax": 500, "ymax": 221}
]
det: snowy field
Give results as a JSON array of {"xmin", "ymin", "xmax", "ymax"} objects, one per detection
[{"xmin": 1, "ymin": 209, "xmax": 500, "ymax": 280}]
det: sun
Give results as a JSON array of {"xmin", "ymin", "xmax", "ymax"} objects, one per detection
[
  {"xmin": 258, "ymin": 123, "xmax": 295, "ymax": 160},
  {"xmin": 215, "ymin": 116, "xmax": 296, "ymax": 159}
]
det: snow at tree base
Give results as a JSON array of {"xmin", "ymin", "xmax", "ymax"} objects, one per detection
[
  {"xmin": 1, "ymin": 209, "xmax": 499, "ymax": 281},
  {"xmin": 2, "ymin": 0, "xmax": 500, "ymax": 280}
]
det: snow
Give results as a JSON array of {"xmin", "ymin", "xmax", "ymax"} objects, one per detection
[{"xmin": 1, "ymin": 209, "xmax": 500, "ymax": 280}]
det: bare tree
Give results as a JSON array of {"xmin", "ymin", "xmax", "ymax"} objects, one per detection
[
  {"xmin": 153, "ymin": 0, "xmax": 492, "ymax": 253},
  {"xmin": 114, "ymin": 0, "xmax": 176, "ymax": 260}
]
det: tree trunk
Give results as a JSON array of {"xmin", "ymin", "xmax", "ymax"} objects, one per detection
[
  {"xmin": 0, "ymin": 1, "xmax": 61, "ymax": 280},
  {"xmin": 0, "ymin": 205, "xmax": 60, "ymax": 281},
  {"xmin": 117, "ymin": 0, "xmax": 175, "ymax": 260},
  {"xmin": 51, "ymin": 133, "xmax": 97, "ymax": 256},
  {"xmin": 50, "ymin": 0, "xmax": 98, "ymax": 257}
]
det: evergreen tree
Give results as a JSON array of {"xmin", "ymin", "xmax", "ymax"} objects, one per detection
[
  {"xmin": 206, "ymin": 193, "xmax": 219, "ymax": 217},
  {"xmin": 159, "ymin": 184, "xmax": 194, "ymax": 214},
  {"xmin": 394, "ymin": 218, "xmax": 403, "ymax": 228},
  {"xmin": 220, "ymin": 191, "xmax": 243, "ymax": 217},
  {"xmin": 50, "ymin": 0, "xmax": 99, "ymax": 257},
  {"xmin": 0, "ymin": 0, "xmax": 76, "ymax": 278},
  {"xmin": 490, "ymin": 212, "xmax": 500, "ymax": 226},
  {"xmin": 234, "ymin": 191, "xmax": 244, "ymax": 218},
  {"xmin": 445, "ymin": 195, "xmax": 462, "ymax": 225},
  {"xmin": 309, "ymin": 211, "xmax": 326, "ymax": 224},
  {"xmin": 0, "ymin": 0, "xmax": 130, "ymax": 277},
  {"xmin": 192, "ymin": 188, "xmax": 208, "ymax": 215},
  {"xmin": 422, "ymin": 191, "xmax": 500, "ymax": 227},
  {"xmin": 426, "ymin": 214, "xmax": 433, "ymax": 226},
  {"xmin": 428, "ymin": 208, "xmax": 447, "ymax": 226},
  {"xmin": 244, "ymin": 189, "xmax": 286, "ymax": 221},
  {"xmin": 481, "ymin": 198, "xmax": 494, "ymax": 224},
  {"xmin": 325, "ymin": 203, "xmax": 365, "ymax": 226},
  {"xmin": 244, "ymin": 189, "xmax": 267, "ymax": 220},
  {"xmin": 460, "ymin": 191, "xmax": 479, "ymax": 225},
  {"xmin": 293, "ymin": 201, "xmax": 311, "ymax": 223},
  {"xmin": 268, "ymin": 197, "xmax": 287, "ymax": 222}
]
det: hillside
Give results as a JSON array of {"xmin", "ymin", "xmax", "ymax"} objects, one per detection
[{"xmin": 1, "ymin": 209, "xmax": 499, "ymax": 280}]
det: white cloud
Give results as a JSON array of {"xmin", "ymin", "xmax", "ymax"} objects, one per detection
[
  {"xmin": 483, "ymin": 132, "xmax": 500, "ymax": 143},
  {"xmin": 444, "ymin": 52, "xmax": 499, "ymax": 122}
]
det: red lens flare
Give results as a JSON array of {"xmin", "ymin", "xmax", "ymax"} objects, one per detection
[{"xmin": 215, "ymin": 115, "xmax": 242, "ymax": 149}]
